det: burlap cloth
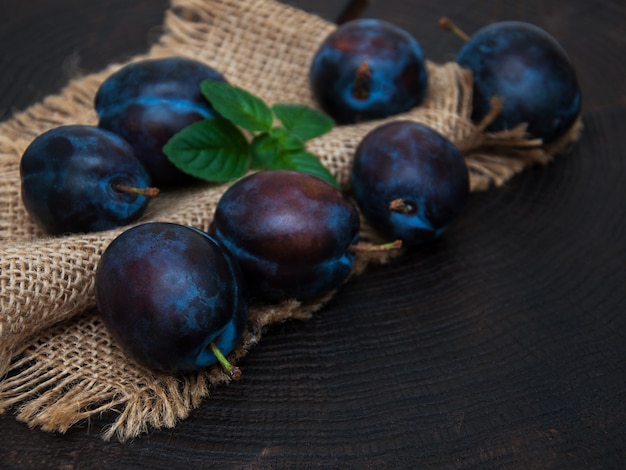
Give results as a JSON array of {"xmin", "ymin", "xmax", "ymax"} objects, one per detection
[{"xmin": 0, "ymin": 0, "xmax": 582, "ymax": 441}]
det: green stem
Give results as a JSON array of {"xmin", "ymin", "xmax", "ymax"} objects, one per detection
[
  {"xmin": 210, "ymin": 342, "xmax": 242, "ymax": 380},
  {"xmin": 349, "ymin": 239, "xmax": 403, "ymax": 253}
]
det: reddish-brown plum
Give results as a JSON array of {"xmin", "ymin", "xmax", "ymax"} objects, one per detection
[{"xmin": 210, "ymin": 170, "xmax": 360, "ymax": 301}]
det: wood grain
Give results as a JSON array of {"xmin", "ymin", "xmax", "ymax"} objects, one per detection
[{"xmin": 0, "ymin": 0, "xmax": 624, "ymax": 468}]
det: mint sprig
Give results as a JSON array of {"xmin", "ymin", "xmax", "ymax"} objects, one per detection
[
  {"xmin": 163, "ymin": 80, "xmax": 338, "ymax": 187},
  {"xmin": 201, "ymin": 80, "xmax": 274, "ymax": 133}
]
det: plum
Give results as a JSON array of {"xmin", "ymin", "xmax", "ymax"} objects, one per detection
[
  {"xmin": 351, "ymin": 120, "xmax": 469, "ymax": 246},
  {"xmin": 20, "ymin": 125, "xmax": 156, "ymax": 234},
  {"xmin": 310, "ymin": 18, "xmax": 428, "ymax": 125},
  {"xmin": 95, "ymin": 222, "xmax": 248, "ymax": 375},
  {"xmin": 209, "ymin": 170, "xmax": 360, "ymax": 301},
  {"xmin": 457, "ymin": 21, "xmax": 581, "ymax": 143},
  {"xmin": 95, "ymin": 56, "xmax": 226, "ymax": 185}
]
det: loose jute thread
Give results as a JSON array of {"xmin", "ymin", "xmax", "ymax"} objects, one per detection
[{"xmin": 0, "ymin": 0, "xmax": 582, "ymax": 441}]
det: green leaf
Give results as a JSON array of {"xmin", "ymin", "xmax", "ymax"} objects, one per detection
[
  {"xmin": 250, "ymin": 133, "xmax": 281, "ymax": 169},
  {"xmin": 200, "ymin": 80, "xmax": 274, "ymax": 133},
  {"xmin": 268, "ymin": 127, "xmax": 305, "ymax": 151},
  {"xmin": 269, "ymin": 149, "xmax": 339, "ymax": 188},
  {"xmin": 272, "ymin": 103, "xmax": 334, "ymax": 141},
  {"xmin": 250, "ymin": 129, "xmax": 306, "ymax": 169},
  {"xmin": 163, "ymin": 118, "xmax": 250, "ymax": 183}
]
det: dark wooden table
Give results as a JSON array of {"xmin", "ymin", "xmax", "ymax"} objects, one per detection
[{"xmin": 1, "ymin": 0, "xmax": 625, "ymax": 468}]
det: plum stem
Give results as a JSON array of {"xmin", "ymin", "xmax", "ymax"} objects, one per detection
[
  {"xmin": 349, "ymin": 239, "xmax": 403, "ymax": 253},
  {"xmin": 439, "ymin": 17, "xmax": 471, "ymax": 42},
  {"xmin": 352, "ymin": 61, "xmax": 372, "ymax": 100},
  {"xmin": 336, "ymin": 0, "xmax": 372, "ymax": 24},
  {"xmin": 210, "ymin": 342, "xmax": 242, "ymax": 380},
  {"xmin": 113, "ymin": 182, "xmax": 160, "ymax": 198},
  {"xmin": 389, "ymin": 198, "xmax": 416, "ymax": 214}
]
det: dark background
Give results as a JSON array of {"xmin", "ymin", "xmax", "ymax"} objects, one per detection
[{"xmin": 1, "ymin": 0, "xmax": 625, "ymax": 468}]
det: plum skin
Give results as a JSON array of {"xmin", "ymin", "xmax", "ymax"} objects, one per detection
[
  {"xmin": 310, "ymin": 18, "xmax": 428, "ymax": 125},
  {"xmin": 95, "ymin": 222, "xmax": 248, "ymax": 374},
  {"xmin": 457, "ymin": 21, "xmax": 581, "ymax": 143},
  {"xmin": 351, "ymin": 121, "xmax": 469, "ymax": 246},
  {"xmin": 209, "ymin": 170, "xmax": 360, "ymax": 301},
  {"xmin": 20, "ymin": 125, "xmax": 152, "ymax": 234},
  {"xmin": 95, "ymin": 56, "xmax": 226, "ymax": 186}
]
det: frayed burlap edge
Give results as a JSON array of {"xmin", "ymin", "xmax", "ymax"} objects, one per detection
[{"xmin": 0, "ymin": 0, "xmax": 582, "ymax": 441}]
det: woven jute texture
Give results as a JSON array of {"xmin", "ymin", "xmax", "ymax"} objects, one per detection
[{"xmin": 0, "ymin": 0, "xmax": 582, "ymax": 441}]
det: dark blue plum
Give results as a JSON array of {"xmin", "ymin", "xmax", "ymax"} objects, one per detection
[
  {"xmin": 20, "ymin": 125, "xmax": 155, "ymax": 234},
  {"xmin": 310, "ymin": 19, "xmax": 428, "ymax": 125},
  {"xmin": 351, "ymin": 121, "xmax": 469, "ymax": 246},
  {"xmin": 95, "ymin": 57, "xmax": 226, "ymax": 186},
  {"xmin": 95, "ymin": 222, "xmax": 248, "ymax": 374},
  {"xmin": 457, "ymin": 21, "xmax": 581, "ymax": 143},
  {"xmin": 209, "ymin": 170, "xmax": 360, "ymax": 301}
]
